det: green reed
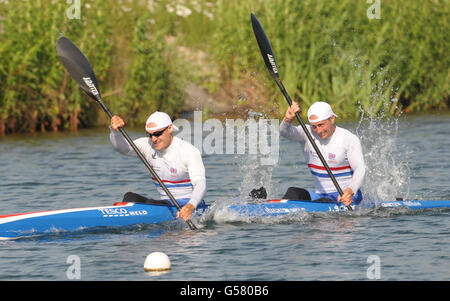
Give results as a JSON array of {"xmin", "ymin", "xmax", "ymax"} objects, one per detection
[
  {"xmin": 205, "ymin": 0, "xmax": 449, "ymax": 119},
  {"xmin": 0, "ymin": 0, "xmax": 447, "ymax": 135},
  {"xmin": 0, "ymin": 0, "xmax": 185, "ymax": 135}
]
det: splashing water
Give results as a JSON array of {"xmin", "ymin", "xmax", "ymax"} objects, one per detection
[
  {"xmin": 356, "ymin": 109, "xmax": 411, "ymax": 205},
  {"xmin": 235, "ymin": 110, "xmax": 276, "ymax": 199},
  {"xmin": 238, "ymin": 154, "xmax": 275, "ymax": 199},
  {"xmin": 347, "ymin": 44, "xmax": 412, "ymax": 205}
]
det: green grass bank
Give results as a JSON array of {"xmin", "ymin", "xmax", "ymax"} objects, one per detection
[{"xmin": 0, "ymin": 0, "xmax": 448, "ymax": 135}]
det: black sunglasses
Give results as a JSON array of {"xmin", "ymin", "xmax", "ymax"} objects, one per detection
[{"xmin": 146, "ymin": 126, "xmax": 169, "ymax": 138}]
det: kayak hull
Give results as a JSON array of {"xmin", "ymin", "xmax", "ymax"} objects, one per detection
[
  {"xmin": 226, "ymin": 199, "xmax": 450, "ymax": 217},
  {"xmin": 0, "ymin": 202, "xmax": 178, "ymax": 240},
  {"xmin": 1, "ymin": 199, "xmax": 449, "ymax": 239}
]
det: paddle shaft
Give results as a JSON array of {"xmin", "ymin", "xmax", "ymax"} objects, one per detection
[{"xmin": 97, "ymin": 99, "xmax": 197, "ymax": 230}]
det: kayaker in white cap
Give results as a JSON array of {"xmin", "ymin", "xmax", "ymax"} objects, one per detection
[
  {"xmin": 109, "ymin": 112, "xmax": 206, "ymax": 221},
  {"xmin": 280, "ymin": 101, "xmax": 365, "ymax": 206}
]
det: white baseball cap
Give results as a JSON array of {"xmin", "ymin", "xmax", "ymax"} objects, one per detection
[
  {"xmin": 145, "ymin": 111, "xmax": 179, "ymax": 131},
  {"xmin": 307, "ymin": 102, "xmax": 337, "ymax": 123}
]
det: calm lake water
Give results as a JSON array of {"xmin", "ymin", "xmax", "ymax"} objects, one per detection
[{"xmin": 0, "ymin": 114, "xmax": 449, "ymax": 281}]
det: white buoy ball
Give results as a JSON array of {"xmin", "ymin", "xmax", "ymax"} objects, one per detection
[{"xmin": 144, "ymin": 252, "xmax": 171, "ymax": 272}]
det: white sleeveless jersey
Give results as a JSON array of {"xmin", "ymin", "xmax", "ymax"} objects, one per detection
[
  {"xmin": 280, "ymin": 121, "xmax": 365, "ymax": 194},
  {"xmin": 110, "ymin": 130, "xmax": 206, "ymax": 208}
]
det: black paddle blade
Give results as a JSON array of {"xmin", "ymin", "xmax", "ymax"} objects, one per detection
[
  {"xmin": 251, "ymin": 13, "xmax": 279, "ymax": 79},
  {"xmin": 56, "ymin": 37, "xmax": 102, "ymax": 101}
]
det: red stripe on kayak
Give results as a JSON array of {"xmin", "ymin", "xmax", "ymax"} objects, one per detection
[{"xmin": 0, "ymin": 209, "xmax": 57, "ymax": 219}]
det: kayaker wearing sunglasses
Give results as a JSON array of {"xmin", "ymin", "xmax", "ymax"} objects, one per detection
[{"xmin": 109, "ymin": 111, "xmax": 206, "ymax": 221}]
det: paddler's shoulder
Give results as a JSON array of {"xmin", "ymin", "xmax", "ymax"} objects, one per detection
[
  {"xmin": 134, "ymin": 136, "xmax": 151, "ymax": 148},
  {"xmin": 172, "ymin": 136, "xmax": 201, "ymax": 154},
  {"xmin": 335, "ymin": 126, "xmax": 361, "ymax": 142}
]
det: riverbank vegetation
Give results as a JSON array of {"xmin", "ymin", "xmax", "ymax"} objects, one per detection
[{"xmin": 0, "ymin": 0, "xmax": 448, "ymax": 135}]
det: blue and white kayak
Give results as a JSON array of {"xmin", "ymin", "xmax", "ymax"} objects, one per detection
[
  {"xmin": 0, "ymin": 202, "xmax": 178, "ymax": 240},
  {"xmin": 1, "ymin": 199, "xmax": 449, "ymax": 240},
  {"xmin": 225, "ymin": 199, "xmax": 450, "ymax": 217}
]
